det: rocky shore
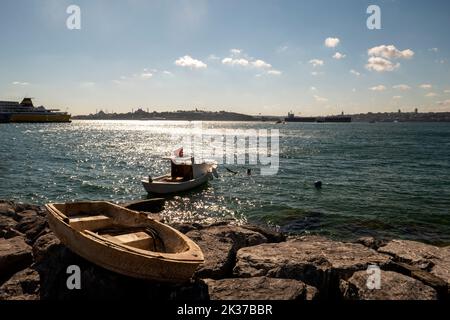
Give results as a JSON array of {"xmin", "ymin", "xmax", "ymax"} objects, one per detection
[{"xmin": 1, "ymin": 200, "xmax": 448, "ymax": 300}]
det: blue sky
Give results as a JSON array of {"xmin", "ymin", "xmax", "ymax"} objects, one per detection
[{"xmin": 1, "ymin": 0, "xmax": 449, "ymax": 116}]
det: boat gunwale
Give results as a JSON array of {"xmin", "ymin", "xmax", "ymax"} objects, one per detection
[{"xmin": 141, "ymin": 172, "xmax": 210, "ymax": 186}]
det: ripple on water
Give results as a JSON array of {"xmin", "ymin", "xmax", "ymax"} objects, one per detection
[{"xmin": 0, "ymin": 121, "xmax": 449, "ymax": 245}]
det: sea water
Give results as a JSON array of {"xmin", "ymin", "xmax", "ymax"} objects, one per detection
[{"xmin": 1, "ymin": 120, "xmax": 449, "ymax": 244}]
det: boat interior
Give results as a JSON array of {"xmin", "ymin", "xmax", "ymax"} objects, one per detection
[{"xmin": 48, "ymin": 202, "xmax": 190, "ymax": 254}]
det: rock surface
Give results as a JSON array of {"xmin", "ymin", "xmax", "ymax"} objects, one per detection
[
  {"xmin": 340, "ymin": 270, "xmax": 437, "ymax": 300},
  {"xmin": 0, "ymin": 236, "xmax": 33, "ymax": 280},
  {"xmin": 233, "ymin": 236, "xmax": 391, "ymax": 298},
  {"xmin": 1, "ymin": 201, "xmax": 448, "ymax": 300},
  {"xmin": 204, "ymin": 276, "xmax": 308, "ymax": 300},
  {"xmin": 186, "ymin": 225, "xmax": 267, "ymax": 279},
  {"xmin": 0, "ymin": 268, "xmax": 40, "ymax": 300},
  {"xmin": 378, "ymin": 240, "xmax": 450, "ymax": 286}
]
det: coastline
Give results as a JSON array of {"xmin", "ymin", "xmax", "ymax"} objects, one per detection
[{"xmin": 1, "ymin": 200, "xmax": 448, "ymax": 300}]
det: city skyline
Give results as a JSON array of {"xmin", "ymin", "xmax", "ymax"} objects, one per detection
[{"xmin": 1, "ymin": 0, "xmax": 450, "ymax": 116}]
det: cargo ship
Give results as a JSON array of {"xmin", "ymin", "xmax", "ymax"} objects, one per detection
[
  {"xmin": 0, "ymin": 98, "xmax": 71, "ymax": 123},
  {"xmin": 284, "ymin": 112, "xmax": 351, "ymax": 123}
]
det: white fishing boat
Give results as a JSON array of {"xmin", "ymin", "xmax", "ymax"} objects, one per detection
[{"xmin": 142, "ymin": 153, "xmax": 218, "ymax": 195}]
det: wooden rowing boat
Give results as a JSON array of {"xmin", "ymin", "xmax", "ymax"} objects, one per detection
[{"xmin": 45, "ymin": 201, "xmax": 204, "ymax": 282}]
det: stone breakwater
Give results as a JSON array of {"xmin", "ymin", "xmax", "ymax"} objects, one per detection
[{"xmin": 0, "ymin": 200, "xmax": 449, "ymax": 300}]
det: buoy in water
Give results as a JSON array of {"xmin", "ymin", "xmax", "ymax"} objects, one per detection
[{"xmin": 314, "ymin": 181, "xmax": 322, "ymax": 189}]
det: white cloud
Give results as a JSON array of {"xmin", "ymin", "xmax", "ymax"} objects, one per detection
[
  {"xmin": 393, "ymin": 96, "xmax": 402, "ymax": 99},
  {"xmin": 230, "ymin": 48, "xmax": 241, "ymax": 55},
  {"xmin": 208, "ymin": 54, "xmax": 220, "ymax": 60},
  {"xmin": 222, "ymin": 57, "xmax": 249, "ymax": 66},
  {"xmin": 325, "ymin": 37, "xmax": 340, "ymax": 48},
  {"xmin": 310, "ymin": 86, "xmax": 317, "ymax": 91},
  {"xmin": 445, "ymin": 89, "xmax": 450, "ymax": 93},
  {"xmin": 267, "ymin": 69, "xmax": 282, "ymax": 76},
  {"xmin": 368, "ymin": 45, "xmax": 414, "ymax": 59},
  {"xmin": 162, "ymin": 70, "xmax": 173, "ymax": 76},
  {"xmin": 314, "ymin": 95, "xmax": 328, "ymax": 102},
  {"xmin": 365, "ymin": 57, "xmax": 400, "ymax": 72},
  {"xmin": 366, "ymin": 45, "xmax": 413, "ymax": 73},
  {"xmin": 222, "ymin": 49, "xmax": 278, "ymax": 75},
  {"xmin": 333, "ymin": 52, "xmax": 346, "ymax": 60},
  {"xmin": 419, "ymin": 84, "xmax": 432, "ymax": 89},
  {"xmin": 369, "ymin": 85, "xmax": 387, "ymax": 91},
  {"xmin": 393, "ymin": 84, "xmax": 411, "ymax": 91},
  {"xmin": 252, "ymin": 59, "xmax": 272, "ymax": 69},
  {"xmin": 174, "ymin": 55, "xmax": 207, "ymax": 69},
  {"xmin": 309, "ymin": 59, "xmax": 324, "ymax": 67},
  {"xmin": 12, "ymin": 81, "xmax": 29, "ymax": 86},
  {"xmin": 429, "ymin": 48, "xmax": 439, "ymax": 52},
  {"xmin": 141, "ymin": 72, "xmax": 153, "ymax": 79},
  {"xmin": 277, "ymin": 45, "xmax": 289, "ymax": 53},
  {"xmin": 349, "ymin": 69, "xmax": 361, "ymax": 76},
  {"xmin": 311, "ymin": 71, "xmax": 324, "ymax": 76},
  {"xmin": 425, "ymin": 92, "xmax": 438, "ymax": 97}
]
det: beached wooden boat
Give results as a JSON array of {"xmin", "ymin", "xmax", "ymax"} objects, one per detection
[
  {"xmin": 142, "ymin": 157, "xmax": 218, "ymax": 195},
  {"xmin": 45, "ymin": 201, "xmax": 204, "ymax": 282}
]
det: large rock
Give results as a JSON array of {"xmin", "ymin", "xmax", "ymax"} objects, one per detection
[
  {"xmin": 340, "ymin": 270, "xmax": 437, "ymax": 300},
  {"xmin": 13, "ymin": 203, "xmax": 46, "ymax": 217},
  {"xmin": 0, "ymin": 201, "xmax": 16, "ymax": 217},
  {"xmin": 186, "ymin": 225, "xmax": 267, "ymax": 279},
  {"xmin": 204, "ymin": 276, "xmax": 308, "ymax": 300},
  {"xmin": 378, "ymin": 240, "xmax": 450, "ymax": 289},
  {"xmin": 32, "ymin": 232, "xmax": 61, "ymax": 263},
  {"xmin": 14, "ymin": 211, "xmax": 48, "ymax": 244},
  {"xmin": 233, "ymin": 236, "xmax": 391, "ymax": 298},
  {"xmin": 356, "ymin": 237, "xmax": 387, "ymax": 250},
  {"xmin": 0, "ymin": 237, "xmax": 33, "ymax": 282},
  {"xmin": 0, "ymin": 215, "xmax": 18, "ymax": 238},
  {"xmin": 0, "ymin": 268, "xmax": 40, "ymax": 300},
  {"xmin": 241, "ymin": 225, "xmax": 286, "ymax": 243}
]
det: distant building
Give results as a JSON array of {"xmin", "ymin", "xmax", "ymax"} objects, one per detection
[
  {"xmin": 398, "ymin": 109, "xmax": 401, "ymax": 113},
  {"xmin": 414, "ymin": 108, "xmax": 418, "ymax": 114}
]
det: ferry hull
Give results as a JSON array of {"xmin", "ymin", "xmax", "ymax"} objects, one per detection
[{"xmin": 3, "ymin": 113, "xmax": 71, "ymax": 123}]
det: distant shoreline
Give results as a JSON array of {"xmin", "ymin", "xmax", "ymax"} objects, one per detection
[{"xmin": 72, "ymin": 109, "xmax": 450, "ymax": 122}]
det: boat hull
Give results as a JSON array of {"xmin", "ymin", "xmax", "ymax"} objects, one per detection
[
  {"xmin": 6, "ymin": 113, "xmax": 71, "ymax": 123},
  {"xmin": 45, "ymin": 201, "xmax": 203, "ymax": 282},
  {"xmin": 142, "ymin": 173, "xmax": 210, "ymax": 194}
]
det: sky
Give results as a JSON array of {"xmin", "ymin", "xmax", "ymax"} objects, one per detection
[{"xmin": 1, "ymin": 0, "xmax": 450, "ymax": 116}]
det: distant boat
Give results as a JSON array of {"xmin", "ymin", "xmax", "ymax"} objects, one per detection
[
  {"xmin": 45, "ymin": 201, "xmax": 204, "ymax": 282},
  {"xmin": 284, "ymin": 112, "xmax": 351, "ymax": 123},
  {"xmin": 142, "ymin": 156, "xmax": 218, "ymax": 194},
  {"xmin": 0, "ymin": 98, "xmax": 71, "ymax": 123}
]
